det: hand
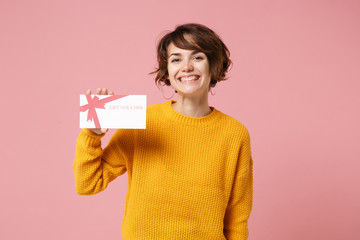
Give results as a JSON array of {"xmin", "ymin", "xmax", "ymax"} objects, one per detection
[{"xmin": 85, "ymin": 88, "xmax": 115, "ymax": 135}]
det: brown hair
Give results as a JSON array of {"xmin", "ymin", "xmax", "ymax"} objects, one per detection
[{"xmin": 149, "ymin": 23, "xmax": 232, "ymax": 89}]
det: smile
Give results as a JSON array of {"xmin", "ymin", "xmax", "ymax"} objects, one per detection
[{"xmin": 178, "ymin": 75, "xmax": 200, "ymax": 82}]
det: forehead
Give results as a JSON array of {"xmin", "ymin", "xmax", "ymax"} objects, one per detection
[
  {"xmin": 167, "ymin": 42, "xmax": 203, "ymax": 57},
  {"xmin": 167, "ymin": 42, "xmax": 183, "ymax": 53}
]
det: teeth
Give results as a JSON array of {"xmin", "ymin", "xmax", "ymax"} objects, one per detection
[{"xmin": 180, "ymin": 75, "xmax": 199, "ymax": 81}]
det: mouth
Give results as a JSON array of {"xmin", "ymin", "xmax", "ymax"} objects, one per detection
[{"xmin": 177, "ymin": 75, "xmax": 200, "ymax": 83}]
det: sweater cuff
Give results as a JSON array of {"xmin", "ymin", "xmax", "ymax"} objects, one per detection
[
  {"xmin": 81, "ymin": 128, "xmax": 105, "ymax": 137},
  {"xmin": 79, "ymin": 128, "xmax": 106, "ymax": 148}
]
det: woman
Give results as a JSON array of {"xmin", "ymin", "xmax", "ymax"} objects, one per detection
[{"xmin": 74, "ymin": 23, "xmax": 253, "ymax": 240}]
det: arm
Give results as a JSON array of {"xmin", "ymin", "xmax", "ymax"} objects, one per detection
[
  {"xmin": 223, "ymin": 129, "xmax": 253, "ymax": 240},
  {"xmin": 73, "ymin": 128, "xmax": 133, "ymax": 195}
]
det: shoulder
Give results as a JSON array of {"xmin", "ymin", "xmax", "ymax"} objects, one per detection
[
  {"xmin": 146, "ymin": 101, "xmax": 167, "ymax": 111},
  {"xmin": 215, "ymin": 109, "xmax": 251, "ymax": 140},
  {"xmin": 145, "ymin": 101, "xmax": 168, "ymax": 118}
]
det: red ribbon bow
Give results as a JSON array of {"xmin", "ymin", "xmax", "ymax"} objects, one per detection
[{"xmin": 80, "ymin": 95, "xmax": 127, "ymax": 128}]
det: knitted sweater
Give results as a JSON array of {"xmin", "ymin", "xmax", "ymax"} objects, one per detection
[{"xmin": 73, "ymin": 100, "xmax": 253, "ymax": 240}]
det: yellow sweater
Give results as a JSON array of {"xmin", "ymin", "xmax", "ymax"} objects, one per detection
[{"xmin": 73, "ymin": 100, "xmax": 253, "ymax": 240}]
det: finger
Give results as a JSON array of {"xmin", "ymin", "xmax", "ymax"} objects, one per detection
[
  {"xmin": 96, "ymin": 88, "xmax": 102, "ymax": 95},
  {"xmin": 86, "ymin": 89, "xmax": 91, "ymax": 95},
  {"xmin": 101, "ymin": 88, "xmax": 108, "ymax": 95},
  {"xmin": 109, "ymin": 91, "xmax": 114, "ymax": 95}
]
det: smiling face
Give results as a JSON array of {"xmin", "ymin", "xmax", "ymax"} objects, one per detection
[{"xmin": 167, "ymin": 42, "xmax": 211, "ymax": 99}]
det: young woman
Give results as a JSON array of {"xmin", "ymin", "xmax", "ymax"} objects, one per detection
[{"xmin": 74, "ymin": 23, "xmax": 253, "ymax": 240}]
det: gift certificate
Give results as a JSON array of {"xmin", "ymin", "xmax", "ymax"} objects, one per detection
[{"xmin": 80, "ymin": 95, "xmax": 146, "ymax": 129}]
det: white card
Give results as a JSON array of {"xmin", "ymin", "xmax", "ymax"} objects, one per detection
[{"xmin": 80, "ymin": 95, "xmax": 146, "ymax": 129}]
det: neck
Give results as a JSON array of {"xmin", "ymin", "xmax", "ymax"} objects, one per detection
[{"xmin": 172, "ymin": 94, "xmax": 212, "ymax": 117}]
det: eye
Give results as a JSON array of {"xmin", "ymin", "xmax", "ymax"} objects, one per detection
[
  {"xmin": 194, "ymin": 56, "xmax": 204, "ymax": 60},
  {"xmin": 171, "ymin": 58, "xmax": 180, "ymax": 63}
]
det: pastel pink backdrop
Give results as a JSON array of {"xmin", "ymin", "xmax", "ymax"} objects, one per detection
[{"xmin": 1, "ymin": 0, "xmax": 359, "ymax": 239}]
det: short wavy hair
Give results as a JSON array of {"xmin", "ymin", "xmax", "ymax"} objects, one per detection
[{"xmin": 150, "ymin": 23, "xmax": 232, "ymax": 89}]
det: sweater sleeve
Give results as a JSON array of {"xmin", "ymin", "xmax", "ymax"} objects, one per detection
[
  {"xmin": 223, "ymin": 129, "xmax": 253, "ymax": 240},
  {"xmin": 73, "ymin": 128, "xmax": 133, "ymax": 195}
]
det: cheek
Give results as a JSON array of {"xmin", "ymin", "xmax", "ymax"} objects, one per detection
[
  {"xmin": 167, "ymin": 66, "xmax": 178, "ymax": 78},
  {"xmin": 201, "ymin": 66, "xmax": 211, "ymax": 77},
  {"xmin": 198, "ymin": 61, "xmax": 210, "ymax": 73}
]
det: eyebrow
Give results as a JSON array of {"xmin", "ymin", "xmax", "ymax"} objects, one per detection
[{"xmin": 168, "ymin": 50, "xmax": 202, "ymax": 59}]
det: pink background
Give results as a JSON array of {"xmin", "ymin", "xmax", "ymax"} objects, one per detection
[{"xmin": 1, "ymin": 0, "xmax": 359, "ymax": 239}]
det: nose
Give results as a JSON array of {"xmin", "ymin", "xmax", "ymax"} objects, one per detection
[{"xmin": 182, "ymin": 59, "xmax": 194, "ymax": 72}]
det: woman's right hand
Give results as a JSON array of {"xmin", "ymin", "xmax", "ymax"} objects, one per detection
[{"xmin": 85, "ymin": 88, "xmax": 115, "ymax": 135}]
